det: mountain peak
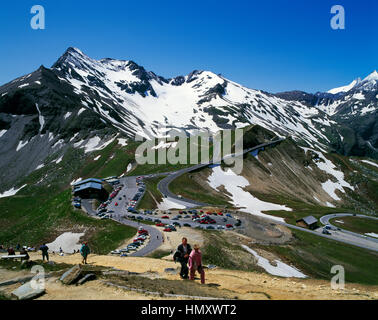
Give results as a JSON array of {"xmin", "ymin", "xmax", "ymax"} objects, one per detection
[
  {"xmin": 363, "ymin": 70, "xmax": 378, "ymax": 82},
  {"xmin": 327, "ymin": 78, "xmax": 361, "ymax": 95}
]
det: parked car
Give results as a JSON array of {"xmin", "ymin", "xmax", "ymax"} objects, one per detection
[
  {"xmin": 156, "ymin": 223, "xmax": 165, "ymax": 227},
  {"xmin": 206, "ymin": 226, "xmax": 215, "ymax": 230},
  {"xmin": 163, "ymin": 228, "xmax": 172, "ymax": 232},
  {"xmin": 161, "ymin": 216, "xmax": 169, "ymax": 219},
  {"xmin": 167, "ymin": 225, "xmax": 177, "ymax": 231},
  {"xmin": 226, "ymin": 224, "xmax": 233, "ymax": 228},
  {"xmin": 183, "ymin": 223, "xmax": 191, "ymax": 227}
]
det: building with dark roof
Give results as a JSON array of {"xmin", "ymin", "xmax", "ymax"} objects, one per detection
[
  {"xmin": 296, "ymin": 215, "xmax": 319, "ymax": 230},
  {"xmin": 73, "ymin": 178, "xmax": 103, "ymax": 188},
  {"xmin": 73, "ymin": 179, "xmax": 108, "ymax": 200}
]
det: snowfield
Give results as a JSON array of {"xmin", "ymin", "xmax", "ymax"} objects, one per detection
[
  {"xmin": 0, "ymin": 184, "xmax": 27, "ymax": 198},
  {"xmin": 242, "ymin": 245, "xmax": 307, "ymax": 278},
  {"xmin": 16, "ymin": 140, "xmax": 28, "ymax": 152},
  {"xmin": 46, "ymin": 232, "xmax": 85, "ymax": 253},
  {"xmin": 157, "ymin": 197, "xmax": 186, "ymax": 210},
  {"xmin": 118, "ymin": 138, "xmax": 128, "ymax": 147},
  {"xmin": 361, "ymin": 160, "xmax": 378, "ymax": 168},
  {"xmin": 79, "ymin": 136, "xmax": 115, "ymax": 153},
  {"xmin": 207, "ymin": 166, "xmax": 290, "ymax": 222},
  {"xmin": 302, "ymin": 147, "xmax": 354, "ymax": 201},
  {"xmin": 0, "ymin": 129, "xmax": 7, "ymax": 138},
  {"xmin": 365, "ymin": 233, "xmax": 378, "ymax": 239}
]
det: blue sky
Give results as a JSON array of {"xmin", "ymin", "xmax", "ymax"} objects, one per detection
[{"xmin": 0, "ymin": 0, "xmax": 376, "ymax": 93}]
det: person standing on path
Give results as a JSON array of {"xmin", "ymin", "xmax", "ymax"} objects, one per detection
[
  {"xmin": 39, "ymin": 244, "xmax": 49, "ymax": 262},
  {"xmin": 173, "ymin": 237, "xmax": 192, "ymax": 279},
  {"xmin": 80, "ymin": 242, "xmax": 90, "ymax": 264},
  {"xmin": 188, "ymin": 244, "xmax": 205, "ymax": 284}
]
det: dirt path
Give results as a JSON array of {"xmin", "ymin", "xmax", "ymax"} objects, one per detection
[{"xmin": 18, "ymin": 252, "xmax": 378, "ymax": 300}]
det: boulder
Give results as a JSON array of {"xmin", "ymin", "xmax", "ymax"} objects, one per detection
[
  {"xmin": 77, "ymin": 273, "xmax": 96, "ymax": 285},
  {"xmin": 11, "ymin": 281, "xmax": 45, "ymax": 300},
  {"xmin": 164, "ymin": 268, "xmax": 178, "ymax": 275},
  {"xmin": 60, "ymin": 265, "xmax": 82, "ymax": 285},
  {"xmin": 20, "ymin": 260, "xmax": 37, "ymax": 269}
]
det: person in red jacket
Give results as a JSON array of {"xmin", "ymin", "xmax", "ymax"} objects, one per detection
[{"xmin": 188, "ymin": 244, "xmax": 205, "ymax": 284}]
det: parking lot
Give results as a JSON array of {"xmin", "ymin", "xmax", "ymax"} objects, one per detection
[{"xmin": 125, "ymin": 208, "xmax": 242, "ymax": 231}]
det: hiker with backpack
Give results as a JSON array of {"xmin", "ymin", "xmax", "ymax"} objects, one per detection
[
  {"xmin": 80, "ymin": 242, "xmax": 90, "ymax": 264},
  {"xmin": 173, "ymin": 237, "xmax": 192, "ymax": 279},
  {"xmin": 188, "ymin": 244, "xmax": 205, "ymax": 284}
]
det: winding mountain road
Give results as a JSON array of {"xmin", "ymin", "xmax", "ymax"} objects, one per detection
[
  {"xmin": 84, "ymin": 138, "xmax": 378, "ymax": 255},
  {"xmin": 157, "ymin": 139, "xmax": 284, "ymax": 207}
]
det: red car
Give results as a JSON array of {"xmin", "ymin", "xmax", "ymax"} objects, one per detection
[
  {"xmin": 200, "ymin": 220, "xmax": 208, "ymax": 224},
  {"xmin": 161, "ymin": 216, "xmax": 169, "ymax": 219},
  {"xmin": 226, "ymin": 224, "xmax": 233, "ymax": 228},
  {"xmin": 217, "ymin": 212, "xmax": 223, "ymax": 216},
  {"xmin": 115, "ymin": 202, "xmax": 118, "ymax": 206},
  {"xmin": 163, "ymin": 228, "xmax": 172, "ymax": 232},
  {"xmin": 156, "ymin": 223, "xmax": 165, "ymax": 227}
]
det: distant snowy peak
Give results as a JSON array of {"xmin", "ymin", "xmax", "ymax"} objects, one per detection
[
  {"xmin": 363, "ymin": 70, "xmax": 378, "ymax": 82},
  {"xmin": 327, "ymin": 78, "xmax": 361, "ymax": 95},
  {"xmin": 327, "ymin": 70, "xmax": 378, "ymax": 95}
]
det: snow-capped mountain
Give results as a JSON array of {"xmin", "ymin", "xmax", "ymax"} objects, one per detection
[
  {"xmin": 0, "ymin": 47, "xmax": 376, "ymax": 189},
  {"xmin": 327, "ymin": 78, "xmax": 362, "ymax": 95},
  {"xmin": 277, "ymin": 70, "xmax": 378, "ymax": 159},
  {"xmin": 48, "ymin": 47, "xmax": 333, "ymax": 145}
]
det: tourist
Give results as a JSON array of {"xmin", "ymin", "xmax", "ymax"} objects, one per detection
[
  {"xmin": 39, "ymin": 243, "xmax": 49, "ymax": 262},
  {"xmin": 80, "ymin": 242, "xmax": 90, "ymax": 264},
  {"xmin": 173, "ymin": 237, "xmax": 192, "ymax": 279},
  {"xmin": 188, "ymin": 244, "xmax": 205, "ymax": 284}
]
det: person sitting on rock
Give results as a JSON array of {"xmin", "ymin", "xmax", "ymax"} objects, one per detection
[{"xmin": 20, "ymin": 247, "xmax": 30, "ymax": 261}]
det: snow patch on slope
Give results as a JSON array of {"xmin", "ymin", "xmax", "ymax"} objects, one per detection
[
  {"xmin": 207, "ymin": 166, "xmax": 290, "ymax": 222},
  {"xmin": 0, "ymin": 184, "xmax": 27, "ymax": 198},
  {"xmin": 241, "ymin": 245, "xmax": 307, "ymax": 278}
]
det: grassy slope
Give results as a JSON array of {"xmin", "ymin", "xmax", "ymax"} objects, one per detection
[
  {"xmin": 331, "ymin": 216, "xmax": 378, "ymax": 235},
  {"xmin": 137, "ymin": 176, "xmax": 166, "ymax": 210},
  {"xmin": 0, "ymin": 189, "xmax": 135, "ymax": 254},
  {"xmin": 0, "ymin": 140, "xmax": 139, "ymax": 254},
  {"xmin": 253, "ymin": 228, "xmax": 378, "ymax": 285},
  {"xmin": 169, "ymin": 170, "xmax": 230, "ymax": 206}
]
